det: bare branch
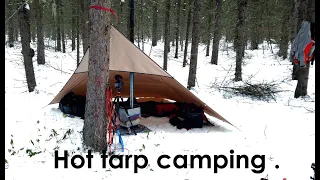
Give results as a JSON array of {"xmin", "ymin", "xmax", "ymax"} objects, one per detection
[{"xmin": 44, "ymin": 63, "xmax": 71, "ymax": 74}]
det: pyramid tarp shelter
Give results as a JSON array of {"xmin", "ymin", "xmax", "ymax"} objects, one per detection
[{"xmin": 49, "ymin": 26, "xmax": 233, "ymax": 126}]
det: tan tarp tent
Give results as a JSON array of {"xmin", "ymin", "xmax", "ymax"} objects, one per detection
[{"xmin": 49, "ymin": 26, "xmax": 233, "ymax": 126}]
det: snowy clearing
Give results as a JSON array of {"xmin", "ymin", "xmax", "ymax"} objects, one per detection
[{"xmin": 5, "ymin": 39, "xmax": 315, "ymax": 180}]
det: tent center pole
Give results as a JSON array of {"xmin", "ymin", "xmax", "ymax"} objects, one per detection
[{"xmin": 130, "ymin": 72, "xmax": 134, "ymax": 108}]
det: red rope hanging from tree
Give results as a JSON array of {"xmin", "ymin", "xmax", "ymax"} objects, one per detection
[
  {"xmin": 106, "ymin": 86, "xmax": 114, "ymax": 153},
  {"xmin": 106, "ymin": 86, "xmax": 121, "ymax": 154}
]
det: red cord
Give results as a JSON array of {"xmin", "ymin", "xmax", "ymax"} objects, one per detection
[
  {"xmin": 106, "ymin": 87, "xmax": 113, "ymax": 153},
  {"xmin": 106, "ymin": 86, "xmax": 121, "ymax": 154},
  {"xmin": 90, "ymin": 5, "xmax": 118, "ymax": 22}
]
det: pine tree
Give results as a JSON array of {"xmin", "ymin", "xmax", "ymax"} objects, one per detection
[
  {"xmin": 83, "ymin": 0, "xmax": 111, "ymax": 151},
  {"xmin": 187, "ymin": 0, "xmax": 200, "ymax": 89},
  {"xmin": 18, "ymin": 1, "xmax": 37, "ymax": 92}
]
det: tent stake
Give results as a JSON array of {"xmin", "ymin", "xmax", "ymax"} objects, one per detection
[{"xmin": 130, "ymin": 72, "xmax": 134, "ymax": 108}]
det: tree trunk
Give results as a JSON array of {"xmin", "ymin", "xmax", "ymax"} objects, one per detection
[
  {"xmin": 14, "ymin": 12, "xmax": 19, "ymax": 42},
  {"xmin": 118, "ymin": 1, "xmax": 125, "ymax": 34},
  {"xmin": 18, "ymin": 3, "xmax": 37, "ymax": 92},
  {"xmin": 292, "ymin": 0, "xmax": 306, "ymax": 40},
  {"xmin": 137, "ymin": 0, "xmax": 142, "ymax": 49},
  {"xmin": 7, "ymin": 1, "xmax": 15, "ymax": 47},
  {"xmin": 129, "ymin": 0, "xmax": 135, "ymax": 43},
  {"xmin": 291, "ymin": 0, "xmax": 298, "ymax": 43},
  {"xmin": 168, "ymin": 24, "xmax": 171, "ymax": 53},
  {"xmin": 278, "ymin": 7, "xmax": 290, "ymax": 59},
  {"xmin": 205, "ymin": 0, "xmax": 214, "ymax": 57},
  {"xmin": 250, "ymin": 36, "xmax": 259, "ymax": 50},
  {"xmin": 14, "ymin": 0, "xmax": 20, "ymax": 42},
  {"xmin": 81, "ymin": 0, "xmax": 90, "ymax": 54},
  {"xmin": 279, "ymin": 0, "xmax": 292, "ymax": 59},
  {"xmin": 140, "ymin": 0, "xmax": 144, "ymax": 51},
  {"xmin": 151, "ymin": 3, "xmax": 158, "ymax": 46},
  {"xmin": 294, "ymin": 62, "xmax": 310, "ymax": 98},
  {"xmin": 174, "ymin": 0, "xmax": 181, "ymax": 58},
  {"xmin": 71, "ymin": 1, "xmax": 76, "ymax": 51},
  {"xmin": 180, "ymin": 0, "xmax": 187, "ymax": 52},
  {"xmin": 250, "ymin": 21, "xmax": 259, "ymax": 50},
  {"xmin": 210, "ymin": 0, "xmax": 222, "ymax": 65},
  {"xmin": 51, "ymin": 3, "xmax": 57, "ymax": 47},
  {"xmin": 56, "ymin": 0, "xmax": 61, "ymax": 52},
  {"xmin": 137, "ymin": 21, "xmax": 140, "ymax": 48},
  {"xmin": 35, "ymin": 0, "xmax": 45, "ymax": 65},
  {"xmin": 29, "ymin": 1, "xmax": 36, "ymax": 43},
  {"xmin": 124, "ymin": 2, "xmax": 129, "ymax": 36},
  {"xmin": 83, "ymin": 0, "xmax": 111, "ymax": 152},
  {"xmin": 61, "ymin": 2, "xmax": 66, "ymax": 53},
  {"xmin": 163, "ymin": 0, "xmax": 171, "ymax": 71},
  {"xmin": 183, "ymin": 0, "xmax": 193, "ymax": 67},
  {"xmin": 242, "ymin": 35, "xmax": 247, "ymax": 58},
  {"xmin": 234, "ymin": 0, "xmax": 248, "ymax": 82},
  {"xmin": 306, "ymin": 0, "xmax": 315, "ymax": 23},
  {"xmin": 142, "ymin": 30, "xmax": 144, "ymax": 51},
  {"xmin": 293, "ymin": 0, "xmax": 314, "ymax": 98},
  {"xmin": 187, "ymin": 0, "xmax": 200, "ymax": 89},
  {"xmin": 248, "ymin": 0, "xmax": 260, "ymax": 50},
  {"xmin": 76, "ymin": 0, "xmax": 80, "ymax": 67},
  {"xmin": 308, "ymin": 0, "xmax": 315, "ymax": 60},
  {"xmin": 289, "ymin": 0, "xmax": 295, "ymax": 43}
]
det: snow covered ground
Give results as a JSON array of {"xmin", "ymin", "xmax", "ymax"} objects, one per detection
[{"xmin": 5, "ymin": 38, "xmax": 315, "ymax": 180}]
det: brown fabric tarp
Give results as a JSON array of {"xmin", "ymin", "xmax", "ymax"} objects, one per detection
[{"xmin": 49, "ymin": 26, "xmax": 234, "ymax": 127}]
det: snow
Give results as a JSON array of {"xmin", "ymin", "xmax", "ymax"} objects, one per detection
[
  {"xmin": 5, "ymin": 38, "xmax": 315, "ymax": 180},
  {"xmin": 24, "ymin": 3, "xmax": 30, "ymax": 10}
]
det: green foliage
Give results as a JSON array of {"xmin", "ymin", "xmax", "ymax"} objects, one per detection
[
  {"xmin": 139, "ymin": 144, "xmax": 145, "ymax": 152},
  {"xmin": 26, "ymin": 149, "xmax": 42, "ymax": 157}
]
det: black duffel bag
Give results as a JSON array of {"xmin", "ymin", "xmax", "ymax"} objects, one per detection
[
  {"xmin": 177, "ymin": 102, "xmax": 208, "ymax": 129},
  {"xmin": 59, "ymin": 92, "xmax": 86, "ymax": 119}
]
